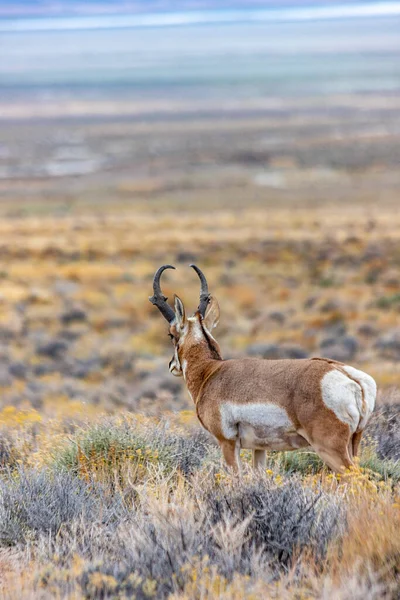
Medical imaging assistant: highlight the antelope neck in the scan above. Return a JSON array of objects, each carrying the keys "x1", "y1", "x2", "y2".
[{"x1": 182, "y1": 342, "x2": 222, "y2": 405}]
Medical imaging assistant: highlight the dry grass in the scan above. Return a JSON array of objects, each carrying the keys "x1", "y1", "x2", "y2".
[
  {"x1": 0, "y1": 189, "x2": 399, "y2": 597},
  {"x1": 0, "y1": 410, "x2": 399, "y2": 600},
  {"x1": 0, "y1": 200, "x2": 399, "y2": 420}
]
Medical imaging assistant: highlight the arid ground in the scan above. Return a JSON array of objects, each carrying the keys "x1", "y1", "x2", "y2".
[{"x1": 0, "y1": 94, "x2": 399, "y2": 598}]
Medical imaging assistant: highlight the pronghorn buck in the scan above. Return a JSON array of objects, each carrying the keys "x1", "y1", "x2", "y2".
[{"x1": 149, "y1": 265, "x2": 377, "y2": 473}]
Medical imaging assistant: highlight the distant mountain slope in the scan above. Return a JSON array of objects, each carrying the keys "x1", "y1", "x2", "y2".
[{"x1": 0, "y1": 0, "x2": 380, "y2": 18}]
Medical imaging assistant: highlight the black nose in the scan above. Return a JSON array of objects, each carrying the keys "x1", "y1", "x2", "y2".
[{"x1": 169, "y1": 359, "x2": 173, "y2": 369}]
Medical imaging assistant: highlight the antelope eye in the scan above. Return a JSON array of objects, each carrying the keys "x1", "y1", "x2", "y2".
[{"x1": 168, "y1": 333, "x2": 174, "y2": 340}]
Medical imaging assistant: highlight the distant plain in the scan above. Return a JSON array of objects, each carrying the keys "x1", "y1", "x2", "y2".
[{"x1": 0, "y1": 8, "x2": 400, "y2": 599}]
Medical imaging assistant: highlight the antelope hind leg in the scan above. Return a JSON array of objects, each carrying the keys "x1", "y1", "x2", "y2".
[
  {"x1": 308, "y1": 421, "x2": 354, "y2": 474},
  {"x1": 313, "y1": 441, "x2": 354, "y2": 474},
  {"x1": 352, "y1": 430, "x2": 363, "y2": 458}
]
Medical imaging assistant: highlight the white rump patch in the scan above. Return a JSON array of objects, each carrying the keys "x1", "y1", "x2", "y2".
[
  {"x1": 321, "y1": 369, "x2": 362, "y2": 433},
  {"x1": 343, "y1": 365, "x2": 377, "y2": 429}
]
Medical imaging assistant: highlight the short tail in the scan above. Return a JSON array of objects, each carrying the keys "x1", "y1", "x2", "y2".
[{"x1": 340, "y1": 365, "x2": 377, "y2": 431}]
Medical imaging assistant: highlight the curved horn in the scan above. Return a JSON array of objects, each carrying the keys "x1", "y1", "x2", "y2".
[
  {"x1": 149, "y1": 265, "x2": 176, "y2": 322},
  {"x1": 190, "y1": 264, "x2": 211, "y2": 317}
]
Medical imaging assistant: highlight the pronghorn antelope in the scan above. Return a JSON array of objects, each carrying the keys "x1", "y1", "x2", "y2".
[{"x1": 149, "y1": 265, "x2": 376, "y2": 473}]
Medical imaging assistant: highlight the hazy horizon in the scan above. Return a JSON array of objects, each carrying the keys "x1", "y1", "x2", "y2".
[
  {"x1": 1, "y1": 1, "x2": 400, "y2": 29},
  {"x1": 1, "y1": 0, "x2": 399, "y2": 17},
  {"x1": 1, "y1": 7, "x2": 399, "y2": 108}
]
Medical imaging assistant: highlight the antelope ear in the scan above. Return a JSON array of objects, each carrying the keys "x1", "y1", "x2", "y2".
[
  {"x1": 203, "y1": 296, "x2": 220, "y2": 331},
  {"x1": 174, "y1": 295, "x2": 186, "y2": 329}
]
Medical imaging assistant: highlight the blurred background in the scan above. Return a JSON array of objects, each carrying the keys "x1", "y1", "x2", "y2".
[{"x1": 0, "y1": 1, "x2": 399, "y2": 418}]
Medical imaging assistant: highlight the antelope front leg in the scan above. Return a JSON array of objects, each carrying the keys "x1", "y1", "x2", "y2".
[
  {"x1": 220, "y1": 439, "x2": 241, "y2": 474},
  {"x1": 252, "y1": 449, "x2": 266, "y2": 471}
]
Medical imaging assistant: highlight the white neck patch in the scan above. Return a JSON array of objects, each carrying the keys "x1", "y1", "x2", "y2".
[
  {"x1": 181, "y1": 359, "x2": 188, "y2": 380},
  {"x1": 188, "y1": 318, "x2": 204, "y2": 342}
]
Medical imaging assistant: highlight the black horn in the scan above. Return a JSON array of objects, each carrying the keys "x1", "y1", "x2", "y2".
[
  {"x1": 190, "y1": 264, "x2": 211, "y2": 317},
  {"x1": 149, "y1": 265, "x2": 176, "y2": 322}
]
